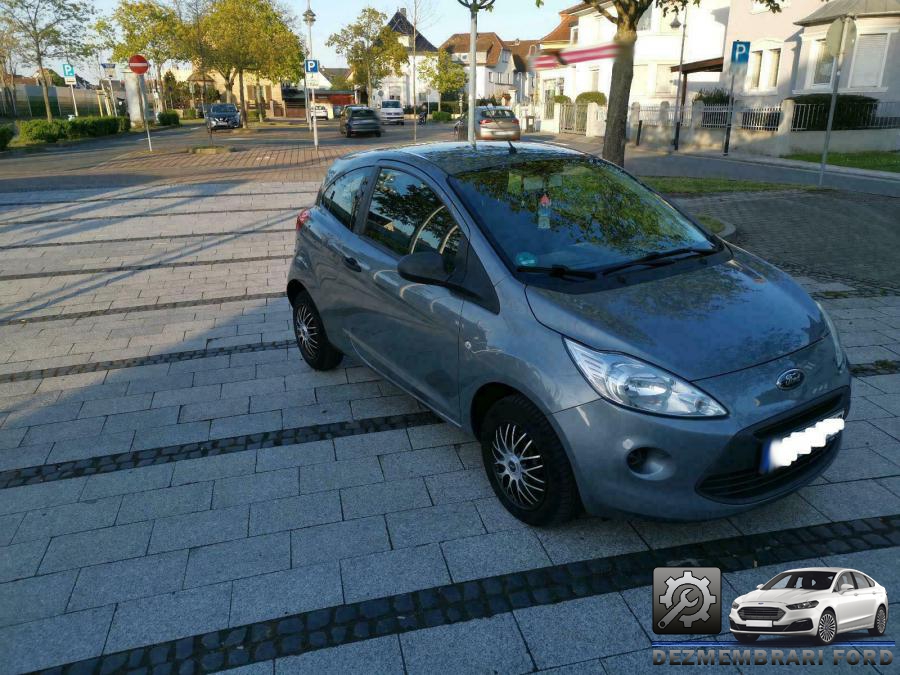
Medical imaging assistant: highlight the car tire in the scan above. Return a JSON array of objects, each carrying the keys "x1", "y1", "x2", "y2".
[
  {"x1": 869, "y1": 606, "x2": 887, "y2": 636},
  {"x1": 734, "y1": 633, "x2": 759, "y2": 644},
  {"x1": 815, "y1": 609, "x2": 837, "y2": 645},
  {"x1": 346, "y1": 129, "x2": 352, "y2": 137},
  {"x1": 375, "y1": 131, "x2": 382, "y2": 137},
  {"x1": 292, "y1": 291, "x2": 342, "y2": 371},
  {"x1": 480, "y1": 394, "x2": 581, "y2": 526}
]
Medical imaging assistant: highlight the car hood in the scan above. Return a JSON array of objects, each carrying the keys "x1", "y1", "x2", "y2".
[
  {"x1": 524, "y1": 249, "x2": 826, "y2": 381},
  {"x1": 738, "y1": 588, "x2": 825, "y2": 604}
]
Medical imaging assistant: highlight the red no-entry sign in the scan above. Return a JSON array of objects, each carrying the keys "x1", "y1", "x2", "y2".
[{"x1": 128, "y1": 54, "x2": 149, "y2": 75}]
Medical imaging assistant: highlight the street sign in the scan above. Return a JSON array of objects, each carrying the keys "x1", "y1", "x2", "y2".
[
  {"x1": 305, "y1": 72, "x2": 320, "y2": 88},
  {"x1": 62, "y1": 63, "x2": 76, "y2": 78},
  {"x1": 64, "y1": 76, "x2": 77, "y2": 85},
  {"x1": 730, "y1": 41, "x2": 750, "y2": 65},
  {"x1": 304, "y1": 59, "x2": 319, "y2": 74},
  {"x1": 128, "y1": 54, "x2": 150, "y2": 75},
  {"x1": 101, "y1": 62, "x2": 117, "y2": 79},
  {"x1": 825, "y1": 17, "x2": 856, "y2": 57}
]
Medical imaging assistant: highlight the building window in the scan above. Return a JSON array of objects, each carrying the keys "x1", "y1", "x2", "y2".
[
  {"x1": 749, "y1": 50, "x2": 762, "y2": 88},
  {"x1": 590, "y1": 68, "x2": 600, "y2": 91},
  {"x1": 812, "y1": 39, "x2": 835, "y2": 86},
  {"x1": 655, "y1": 64, "x2": 675, "y2": 94},
  {"x1": 631, "y1": 64, "x2": 648, "y2": 96},
  {"x1": 637, "y1": 7, "x2": 652, "y2": 31},
  {"x1": 767, "y1": 48, "x2": 781, "y2": 88},
  {"x1": 850, "y1": 33, "x2": 888, "y2": 87},
  {"x1": 570, "y1": 26, "x2": 579, "y2": 43}
]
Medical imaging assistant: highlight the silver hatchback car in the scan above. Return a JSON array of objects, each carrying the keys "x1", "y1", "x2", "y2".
[{"x1": 286, "y1": 142, "x2": 850, "y2": 525}]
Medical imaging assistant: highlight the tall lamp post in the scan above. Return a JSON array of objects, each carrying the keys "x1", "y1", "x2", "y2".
[
  {"x1": 456, "y1": 0, "x2": 495, "y2": 144},
  {"x1": 304, "y1": 1, "x2": 319, "y2": 150},
  {"x1": 670, "y1": 8, "x2": 687, "y2": 151}
]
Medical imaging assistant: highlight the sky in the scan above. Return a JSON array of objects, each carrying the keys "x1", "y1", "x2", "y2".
[{"x1": 85, "y1": 0, "x2": 576, "y2": 72}]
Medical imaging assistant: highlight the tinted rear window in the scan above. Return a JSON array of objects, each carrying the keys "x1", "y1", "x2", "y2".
[
  {"x1": 382, "y1": 100, "x2": 401, "y2": 108},
  {"x1": 482, "y1": 109, "x2": 515, "y2": 119},
  {"x1": 351, "y1": 109, "x2": 376, "y2": 118}
]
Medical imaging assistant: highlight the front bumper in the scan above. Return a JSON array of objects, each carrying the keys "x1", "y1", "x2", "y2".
[
  {"x1": 380, "y1": 116, "x2": 404, "y2": 125},
  {"x1": 479, "y1": 128, "x2": 521, "y2": 140},
  {"x1": 552, "y1": 337, "x2": 850, "y2": 520},
  {"x1": 730, "y1": 606, "x2": 818, "y2": 636}
]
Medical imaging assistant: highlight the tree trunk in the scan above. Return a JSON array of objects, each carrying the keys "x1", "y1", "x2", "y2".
[
  {"x1": 36, "y1": 53, "x2": 52, "y2": 121},
  {"x1": 238, "y1": 68, "x2": 246, "y2": 128},
  {"x1": 437, "y1": 95, "x2": 441, "y2": 113},
  {"x1": 601, "y1": 23, "x2": 637, "y2": 167}
]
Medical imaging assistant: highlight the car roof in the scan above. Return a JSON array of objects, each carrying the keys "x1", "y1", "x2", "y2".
[
  {"x1": 397, "y1": 141, "x2": 585, "y2": 176},
  {"x1": 780, "y1": 567, "x2": 858, "y2": 574}
]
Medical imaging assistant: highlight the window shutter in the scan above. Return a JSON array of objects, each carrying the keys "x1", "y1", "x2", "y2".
[{"x1": 851, "y1": 34, "x2": 887, "y2": 87}]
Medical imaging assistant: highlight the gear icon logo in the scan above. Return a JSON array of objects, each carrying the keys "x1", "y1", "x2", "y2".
[{"x1": 652, "y1": 567, "x2": 722, "y2": 635}]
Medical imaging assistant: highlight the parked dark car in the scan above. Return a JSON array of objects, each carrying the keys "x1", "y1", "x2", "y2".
[
  {"x1": 206, "y1": 103, "x2": 241, "y2": 130},
  {"x1": 339, "y1": 106, "x2": 382, "y2": 138}
]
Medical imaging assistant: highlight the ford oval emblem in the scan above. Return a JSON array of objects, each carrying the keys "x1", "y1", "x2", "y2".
[{"x1": 777, "y1": 369, "x2": 805, "y2": 390}]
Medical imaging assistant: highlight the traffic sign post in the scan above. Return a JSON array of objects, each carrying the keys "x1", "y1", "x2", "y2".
[
  {"x1": 101, "y1": 63, "x2": 117, "y2": 116},
  {"x1": 819, "y1": 16, "x2": 856, "y2": 186},
  {"x1": 304, "y1": 58, "x2": 319, "y2": 150},
  {"x1": 129, "y1": 54, "x2": 153, "y2": 152},
  {"x1": 723, "y1": 41, "x2": 749, "y2": 156},
  {"x1": 62, "y1": 64, "x2": 78, "y2": 116}
]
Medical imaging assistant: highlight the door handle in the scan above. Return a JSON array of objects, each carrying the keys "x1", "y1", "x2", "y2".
[{"x1": 343, "y1": 256, "x2": 362, "y2": 272}]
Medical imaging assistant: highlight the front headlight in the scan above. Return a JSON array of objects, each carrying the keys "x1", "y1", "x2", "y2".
[
  {"x1": 817, "y1": 303, "x2": 845, "y2": 371},
  {"x1": 786, "y1": 600, "x2": 819, "y2": 610},
  {"x1": 565, "y1": 339, "x2": 727, "y2": 417}
]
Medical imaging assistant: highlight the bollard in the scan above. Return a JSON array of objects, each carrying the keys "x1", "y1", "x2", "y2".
[{"x1": 636, "y1": 120, "x2": 643, "y2": 146}]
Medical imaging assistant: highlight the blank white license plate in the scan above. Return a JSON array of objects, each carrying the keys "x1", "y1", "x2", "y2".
[
  {"x1": 761, "y1": 416, "x2": 844, "y2": 473},
  {"x1": 746, "y1": 620, "x2": 773, "y2": 628}
]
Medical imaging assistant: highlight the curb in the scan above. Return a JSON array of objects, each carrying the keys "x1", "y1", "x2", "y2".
[{"x1": 678, "y1": 150, "x2": 900, "y2": 182}]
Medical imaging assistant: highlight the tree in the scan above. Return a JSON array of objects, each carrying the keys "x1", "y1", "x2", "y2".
[
  {"x1": 326, "y1": 7, "x2": 407, "y2": 105},
  {"x1": 535, "y1": 0, "x2": 784, "y2": 166},
  {"x1": 111, "y1": 0, "x2": 180, "y2": 112},
  {"x1": 0, "y1": 0, "x2": 94, "y2": 120},
  {"x1": 0, "y1": 26, "x2": 21, "y2": 117},
  {"x1": 419, "y1": 49, "x2": 466, "y2": 112}
]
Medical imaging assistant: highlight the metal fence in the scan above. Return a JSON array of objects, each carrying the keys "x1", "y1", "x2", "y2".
[
  {"x1": 559, "y1": 103, "x2": 588, "y2": 134},
  {"x1": 698, "y1": 104, "x2": 731, "y2": 128},
  {"x1": 637, "y1": 105, "x2": 692, "y2": 128},
  {"x1": 543, "y1": 97, "x2": 555, "y2": 120},
  {"x1": 791, "y1": 100, "x2": 900, "y2": 131},
  {"x1": 740, "y1": 106, "x2": 782, "y2": 131},
  {"x1": 0, "y1": 84, "x2": 104, "y2": 118}
]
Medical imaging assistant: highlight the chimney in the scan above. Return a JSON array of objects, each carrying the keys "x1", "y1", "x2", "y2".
[{"x1": 399, "y1": 7, "x2": 406, "y2": 16}]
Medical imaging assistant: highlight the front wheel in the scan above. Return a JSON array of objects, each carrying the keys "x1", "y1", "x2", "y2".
[
  {"x1": 815, "y1": 610, "x2": 837, "y2": 645},
  {"x1": 480, "y1": 394, "x2": 581, "y2": 526},
  {"x1": 869, "y1": 606, "x2": 887, "y2": 636},
  {"x1": 733, "y1": 633, "x2": 759, "y2": 644},
  {"x1": 292, "y1": 291, "x2": 342, "y2": 371}
]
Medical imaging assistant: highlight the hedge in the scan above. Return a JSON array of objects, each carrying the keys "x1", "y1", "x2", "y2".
[
  {"x1": 18, "y1": 119, "x2": 68, "y2": 142},
  {"x1": 18, "y1": 117, "x2": 127, "y2": 143},
  {"x1": 575, "y1": 91, "x2": 607, "y2": 106},
  {"x1": 553, "y1": 94, "x2": 572, "y2": 104},
  {"x1": 694, "y1": 88, "x2": 730, "y2": 105},
  {"x1": 156, "y1": 111, "x2": 180, "y2": 126},
  {"x1": 0, "y1": 125, "x2": 13, "y2": 151},
  {"x1": 431, "y1": 111, "x2": 452, "y2": 122},
  {"x1": 66, "y1": 116, "x2": 120, "y2": 138},
  {"x1": 787, "y1": 94, "x2": 880, "y2": 130}
]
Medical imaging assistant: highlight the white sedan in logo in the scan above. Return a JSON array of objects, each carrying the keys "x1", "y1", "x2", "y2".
[{"x1": 730, "y1": 567, "x2": 888, "y2": 645}]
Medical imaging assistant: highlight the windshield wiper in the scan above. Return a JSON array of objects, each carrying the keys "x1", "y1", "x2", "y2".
[
  {"x1": 600, "y1": 246, "x2": 717, "y2": 277},
  {"x1": 516, "y1": 264, "x2": 597, "y2": 280}
]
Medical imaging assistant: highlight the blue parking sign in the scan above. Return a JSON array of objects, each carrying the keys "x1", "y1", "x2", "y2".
[
  {"x1": 62, "y1": 63, "x2": 76, "y2": 77},
  {"x1": 731, "y1": 41, "x2": 750, "y2": 65},
  {"x1": 305, "y1": 59, "x2": 319, "y2": 74}
]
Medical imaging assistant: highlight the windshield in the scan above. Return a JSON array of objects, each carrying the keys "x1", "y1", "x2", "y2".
[
  {"x1": 449, "y1": 157, "x2": 714, "y2": 273},
  {"x1": 382, "y1": 100, "x2": 401, "y2": 108},
  {"x1": 210, "y1": 104, "x2": 237, "y2": 113},
  {"x1": 762, "y1": 571, "x2": 836, "y2": 591},
  {"x1": 351, "y1": 109, "x2": 376, "y2": 118}
]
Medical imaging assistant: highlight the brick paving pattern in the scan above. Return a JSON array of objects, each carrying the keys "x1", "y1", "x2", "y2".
[{"x1": 0, "y1": 180, "x2": 898, "y2": 673}]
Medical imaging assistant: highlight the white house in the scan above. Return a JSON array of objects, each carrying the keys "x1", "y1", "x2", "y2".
[
  {"x1": 373, "y1": 9, "x2": 439, "y2": 108},
  {"x1": 440, "y1": 32, "x2": 532, "y2": 103}
]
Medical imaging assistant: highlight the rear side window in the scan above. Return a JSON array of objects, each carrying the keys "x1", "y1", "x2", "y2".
[
  {"x1": 321, "y1": 168, "x2": 368, "y2": 229},
  {"x1": 363, "y1": 169, "x2": 462, "y2": 270},
  {"x1": 852, "y1": 572, "x2": 872, "y2": 588}
]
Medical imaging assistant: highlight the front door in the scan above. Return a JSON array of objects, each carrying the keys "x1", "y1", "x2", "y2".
[
  {"x1": 340, "y1": 165, "x2": 465, "y2": 422},
  {"x1": 834, "y1": 572, "x2": 870, "y2": 631}
]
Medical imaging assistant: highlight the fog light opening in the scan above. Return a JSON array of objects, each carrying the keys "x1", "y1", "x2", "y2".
[{"x1": 625, "y1": 447, "x2": 669, "y2": 477}]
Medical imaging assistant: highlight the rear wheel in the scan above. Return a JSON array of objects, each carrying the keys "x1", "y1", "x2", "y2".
[
  {"x1": 292, "y1": 291, "x2": 342, "y2": 371},
  {"x1": 345, "y1": 128, "x2": 352, "y2": 137},
  {"x1": 869, "y1": 606, "x2": 887, "y2": 636},
  {"x1": 815, "y1": 610, "x2": 837, "y2": 645},
  {"x1": 733, "y1": 633, "x2": 759, "y2": 644},
  {"x1": 480, "y1": 394, "x2": 581, "y2": 525}
]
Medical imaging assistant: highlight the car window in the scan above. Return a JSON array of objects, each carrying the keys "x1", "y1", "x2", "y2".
[
  {"x1": 382, "y1": 100, "x2": 401, "y2": 108},
  {"x1": 852, "y1": 572, "x2": 872, "y2": 588},
  {"x1": 449, "y1": 155, "x2": 714, "y2": 274},
  {"x1": 836, "y1": 572, "x2": 857, "y2": 590},
  {"x1": 763, "y1": 571, "x2": 835, "y2": 590},
  {"x1": 351, "y1": 109, "x2": 376, "y2": 119},
  {"x1": 321, "y1": 168, "x2": 368, "y2": 230},
  {"x1": 210, "y1": 104, "x2": 237, "y2": 113},
  {"x1": 482, "y1": 109, "x2": 515, "y2": 119},
  {"x1": 363, "y1": 169, "x2": 462, "y2": 270}
]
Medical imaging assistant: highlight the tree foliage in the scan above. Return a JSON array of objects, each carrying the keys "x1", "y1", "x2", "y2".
[
  {"x1": 326, "y1": 7, "x2": 407, "y2": 105},
  {"x1": 419, "y1": 48, "x2": 466, "y2": 112},
  {"x1": 0, "y1": 0, "x2": 95, "y2": 120}
]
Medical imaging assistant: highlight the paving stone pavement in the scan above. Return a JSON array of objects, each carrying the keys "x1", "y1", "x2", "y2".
[{"x1": 0, "y1": 184, "x2": 899, "y2": 674}]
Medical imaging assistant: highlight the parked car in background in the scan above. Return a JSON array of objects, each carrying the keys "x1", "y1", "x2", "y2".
[
  {"x1": 454, "y1": 107, "x2": 521, "y2": 141},
  {"x1": 339, "y1": 106, "x2": 381, "y2": 138},
  {"x1": 286, "y1": 142, "x2": 850, "y2": 526},
  {"x1": 313, "y1": 105, "x2": 329, "y2": 120},
  {"x1": 332, "y1": 104, "x2": 345, "y2": 118},
  {"x1": 378, "y1": 99, "x2": 404, "y2": 125},
  {"x1": 206, "y1": 103, "x2": 241, "y2": 130},
  {"x1": 730, "y1": 568, "x2": 888, "y2": 645}
]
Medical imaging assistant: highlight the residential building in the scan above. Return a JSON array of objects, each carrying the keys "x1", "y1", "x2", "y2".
[
  {"x1": 440, "y1": 32, "x2": 532, "y2": 102},
  {"x1": 374, "y1": 8, "x2": 439, "y2": 107}
]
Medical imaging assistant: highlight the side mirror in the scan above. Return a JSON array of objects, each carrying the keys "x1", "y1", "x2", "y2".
[
  {"x1": 840, "y1": 583, "x2": 854, "y2": 593},
  {"x1": 756, "y1": 584, "x2": 763, "y2": 590},
  {"x1": 397, "y1": 251, "x2": 451, "y2": 286}
]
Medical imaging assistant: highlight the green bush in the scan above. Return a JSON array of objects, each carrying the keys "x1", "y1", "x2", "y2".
[
  {"x1": 244, "y1": 109, "x2": 260, "y2": 122},
  {"x1": 156, "y1": 111, "x2": 180, "y2": 126},
  {"x1": 787, "y1": 94, "x2": 880, "y2": 130},
  {"x1": 694, "y1": 88, "x2": 730, "y2": 105},
  {"x1": 182, "y1": 108, "x2": 198, "y2": 120},
  {"x1": 117, "y1": 116, "x2": 131, "y2": 133},
  {"x1": 0, "y1": 125, "x2": 13, "y2": 150},
  {"x1": 18, "y1": 119, "x2": 67, "y2": 142},
  {"x1": 575, "y1": 91, "x2": 607, "y2": 106},
  {"x1": 65, "y1": 116, "x2": 120, "y2": 139},
  {"x1": 431, "y1": 110, "x2": 452, "y2": 122},
  {"x1": 553, "y1": 94, "x2": 571, "y2": 104}
]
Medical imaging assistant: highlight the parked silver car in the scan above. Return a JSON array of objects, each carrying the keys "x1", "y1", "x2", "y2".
[
  {"x1": 454, "y1": 107, "x2": 521, "y2": 141},
  {"x1": 286, "y1": 142, "x2": 850, "y2": 525}
]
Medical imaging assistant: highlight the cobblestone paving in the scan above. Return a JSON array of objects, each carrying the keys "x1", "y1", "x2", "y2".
[{"x1": 0, "y1": 185, "x2": 899, "y2": 673}]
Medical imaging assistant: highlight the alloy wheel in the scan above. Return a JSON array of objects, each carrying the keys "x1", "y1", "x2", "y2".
[
  {"x1": 491, "y1": 423, "x2": 547, "y2": 509},
  {"x1": 294, "y1": 304, "x2": 319, "y2": 356},
  {"x1": 876, "y1": 608, "x2": 887, "y2": 633},
  {"x1": 818, "y1": 612, "x2": 836, "y2": 643}
]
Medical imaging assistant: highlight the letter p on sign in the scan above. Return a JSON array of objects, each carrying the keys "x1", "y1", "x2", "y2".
[{"x1": 731, "y1": 41, "x2": 750, "y2": 65}]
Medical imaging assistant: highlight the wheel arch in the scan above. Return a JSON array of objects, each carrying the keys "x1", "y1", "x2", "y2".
[
  {"x1": 469, "y1": 382, "x2": 523, "y2": 439},
  {"x1": 286, "y1": 279, "x2": 306, "y2": 306}
]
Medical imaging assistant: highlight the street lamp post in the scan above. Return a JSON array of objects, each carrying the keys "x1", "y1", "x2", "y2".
[
  {"x1": 304, "y1": 2, "x2": 319, "y2": 150},
  {"x1": 456, "y1": 0, "x2": 496, "y2": 144},
  {"x1": 670, "y1": 9, "x2": 687, "y2": 151}
]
